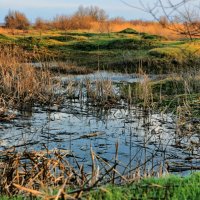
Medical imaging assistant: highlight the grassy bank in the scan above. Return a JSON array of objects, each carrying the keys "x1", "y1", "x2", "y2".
[
  {"x1": 84, "y1": 173, "x2": 200, "y2": 200},
  {"x1": 0, "y1": 28, "x2": 200, "y2": 200},
  {"x1": 1, "y1": 173, "x2": 200, "y2": 199},
  {"x1": 1, "y1": 28, "x2": 200, "y2": 73}
]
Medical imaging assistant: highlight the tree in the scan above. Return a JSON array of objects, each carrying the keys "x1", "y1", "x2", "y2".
[
  {"x1": 5, "y1": 10, "x2": 30, "y2": 30},
  {"x1": 88, "y1": 6, "x2": 108, "y2": 21},
  {"x1": 74, "y1": 5, "x2": 108, "y2": 22}
]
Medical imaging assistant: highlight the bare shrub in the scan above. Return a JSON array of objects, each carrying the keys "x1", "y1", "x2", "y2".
[
  {"x1": 0, "y1": 45, "x2": 59, "y2": 108},
  {"x1": 5, "y1": 10, "x2": 30, "y2": 30},
  {"x1": 34, "y1": 17, "x2": 50, "y2": 30}
]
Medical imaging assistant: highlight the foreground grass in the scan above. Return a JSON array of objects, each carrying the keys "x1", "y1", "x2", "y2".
[
  {"x1": 84, "y1": 173, "x2": 200, "y2": 200},
  {"x1": 1, "y1": 173, "x2": 200, "y2": 200},
  {"x1": 0, "y1": 197, "x2": 24, "y2": 200}
]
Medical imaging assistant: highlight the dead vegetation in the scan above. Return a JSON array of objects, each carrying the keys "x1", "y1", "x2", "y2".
[
  {"x1": 0, "y1": 147, "x2": 118, "y2": 199},
  {"x1": 0, "y1": 142, "x2": 168, "y2": 199},
  {"x1": 48, "y1": 61, "x2": 93, "y2": 75},
  {"x1": 0, "y1": 45, "x2": 62, "y2": 116}
]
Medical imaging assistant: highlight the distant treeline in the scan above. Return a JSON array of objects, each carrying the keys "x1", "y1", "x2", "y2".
[{"x1": 3, "y1": 5, "x2": 172, "y2": 31}]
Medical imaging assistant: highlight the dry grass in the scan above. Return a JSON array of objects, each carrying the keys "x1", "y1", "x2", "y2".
[
  {"x1": 0, "y1": 146, "x2": 120, "y2": 199},
  {"x1": 0, "y1": 45, "x2": 61, "y2": 112},
  {"x1": 82, "y1": 21, "x2": 181, "y2": 40},
  {"x1": 131, "y1": 23, "x2": 181, "y2": 40},
  {"x1": 48, "y1": 61, "x2": 93, "y2": 75},
  {"x1": 0, "y1": 148, "x2": 82, "y2": 199},
  {"x1": 0, "y1": 144, "x2": 167, "y2": 199},
  {"x1": 0, "y1": 21, "x2": 182, "y2": 40},
  {"x1": 85, "y1": 79, "x2": 117, "y2": 106}
]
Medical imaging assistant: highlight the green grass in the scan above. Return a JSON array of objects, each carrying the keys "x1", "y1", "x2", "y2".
[
  {"x1": 84, "y1": 173, "x2": 200, "y2": 200},
  {"x1": 120, "y1": 76, "x2": 200, "y2": 117},
  {"x1": 1, "y1": 173, "x2": 200, "y2": 200},
  {"x1": 149, "y1": 42, "x2": 200, "y2": 63},
  {"x1": 0, "y1": 197, "x2": 24, "y2": 200},
  {"x1": 1, "y1": 29, "x2": 200, "y2": 73}
]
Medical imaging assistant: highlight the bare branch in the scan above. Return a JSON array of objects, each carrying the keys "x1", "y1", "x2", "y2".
[{"x1": 121, "y1": 0, "x2": 200, "y2": 39}]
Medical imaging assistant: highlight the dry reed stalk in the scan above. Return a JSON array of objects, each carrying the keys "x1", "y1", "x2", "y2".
[
  {"x1": 112, "y1": 142, "x2": 119, "y2": 184},
  {"x1": 0, "y1": 147, "x2": 121, "y2": 198},
  {"x1": 0, "y1": 149, "x2": 84, "y2": 197},
  {"x1": 0, "y1": 146, "x2": 168, "y2": 199},
  {"x1": 136, "y1": 69, "x2": 153, "y2": 108},
  {"x1": 85, "y1": 79, "x2": 117, "y2": 106},
  {"x1": 0, "y1": 45, "x2": 61, "y2": 110},
  {"x1": 89, "y1": 146, "x2": 99, "y2": 187}
]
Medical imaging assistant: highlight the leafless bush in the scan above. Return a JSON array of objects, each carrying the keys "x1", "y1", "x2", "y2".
[
  {"x1": 5, "y1": 10, "x2": 30, "y2": 30},
  {"x1": 34, "y1": 5, "x2": 108, "y2": 31},
  {"x1": 53, "y1": 15, "x2": 92, "y2": 30},
  {"x1": 34, "y1": 17, "x2": 51, "y2": 30}
]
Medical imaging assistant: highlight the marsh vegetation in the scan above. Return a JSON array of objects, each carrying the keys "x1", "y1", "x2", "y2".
[{"x1": 0, "y1": 4, "x2": 200, "y2": 199}]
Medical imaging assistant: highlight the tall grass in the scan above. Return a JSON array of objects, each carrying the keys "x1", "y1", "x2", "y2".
[
  {"x1": 119, "y1": 68, "x2": 200, "y2": 136},
  {"x1": 135, "y1": 70, "x2": 153, "y2": 108},
  {"x1": 86, "y1": 173, "x2": 200, "y2": 200},
  {"x1": 85, "y1": 79, "x2": 117, "y2": 106},
  {"x1": 0, "y1": 45, "x2": 60, "y2": 111}
]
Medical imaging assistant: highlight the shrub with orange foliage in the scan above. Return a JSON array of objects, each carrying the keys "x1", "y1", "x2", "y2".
[{"x1": 5, "y1": 10, "x2": 30, "y2": 30}]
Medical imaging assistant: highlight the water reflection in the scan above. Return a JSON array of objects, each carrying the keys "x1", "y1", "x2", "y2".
[{"x1": 0, "y1": 99, "x2": 199, "y2": 175}]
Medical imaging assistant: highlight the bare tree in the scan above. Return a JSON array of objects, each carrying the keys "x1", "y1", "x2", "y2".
[
  {"x1": 75, "y1": 5, "x2": 108, "y2": 21},
  {"x1": 53, "y1": 15, "x2": 69, "y2": 30},
  {"x1": 88, "y1": 6, "x2": 108, "y2": 21}
]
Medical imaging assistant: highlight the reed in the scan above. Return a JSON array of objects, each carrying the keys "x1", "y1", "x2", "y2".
[
  {"x1": 134, "y1": 69, "x2": 154, "y2": 108},
  {"x1": 85, "y1": 79, "x2": 117, "y2": 106},
  {"x1": 0, "y1": 45, "x2": 60, "y2": 112},
  {"x1": 0, "y1": 146, "x2": 121, "y2": 199},
  {"x1": 0, "y1": 147, "x2": 170, "y2": 199}
]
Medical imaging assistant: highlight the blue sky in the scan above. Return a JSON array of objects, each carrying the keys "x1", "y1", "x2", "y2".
[{"x1": 0, "y1": 0, "x2": 153, "y2": 22}]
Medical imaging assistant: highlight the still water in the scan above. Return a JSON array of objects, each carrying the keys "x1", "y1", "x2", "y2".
[{"x1": 0, "y1": 71, "x2": 199, "y2": 175}]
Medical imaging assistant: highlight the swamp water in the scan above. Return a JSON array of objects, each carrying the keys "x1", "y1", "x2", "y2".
[{"x1": 0, "y1": 71, "x2": 199, "y2": 176}]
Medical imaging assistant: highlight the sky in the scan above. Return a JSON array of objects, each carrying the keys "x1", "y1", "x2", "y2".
[{"x1": 0, "y1": 0, "x2": 154, "y2": 23}]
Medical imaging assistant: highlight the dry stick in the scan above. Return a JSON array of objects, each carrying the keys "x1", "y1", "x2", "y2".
[
  {"x1": 71, "y1": 153, "x2": 87, "y2": 184},
  {"x1": 112, "y1": 141, "x2": 119, "y2": 184},
  {"x1": 13, "y1": 183, "x2": 43, "y2": 197},
  {"x1": 55, "y1": 174, "x2": 75, "y2": 200},
  {"x1": 90, "y1": 146, "x2": 97, "y2": 186},
  {"x1": 68, "y1": 163, "x2": 118, "y2": 195},
  {"x1": 69, "y1": 147, "x2": 98, "y2": 189},
  {"x1": 122, "y1": 131, "x2": 157, "y2": 176},
  {"x1": 94, "y1": 153, "x2": 127, "y2": 182}
]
